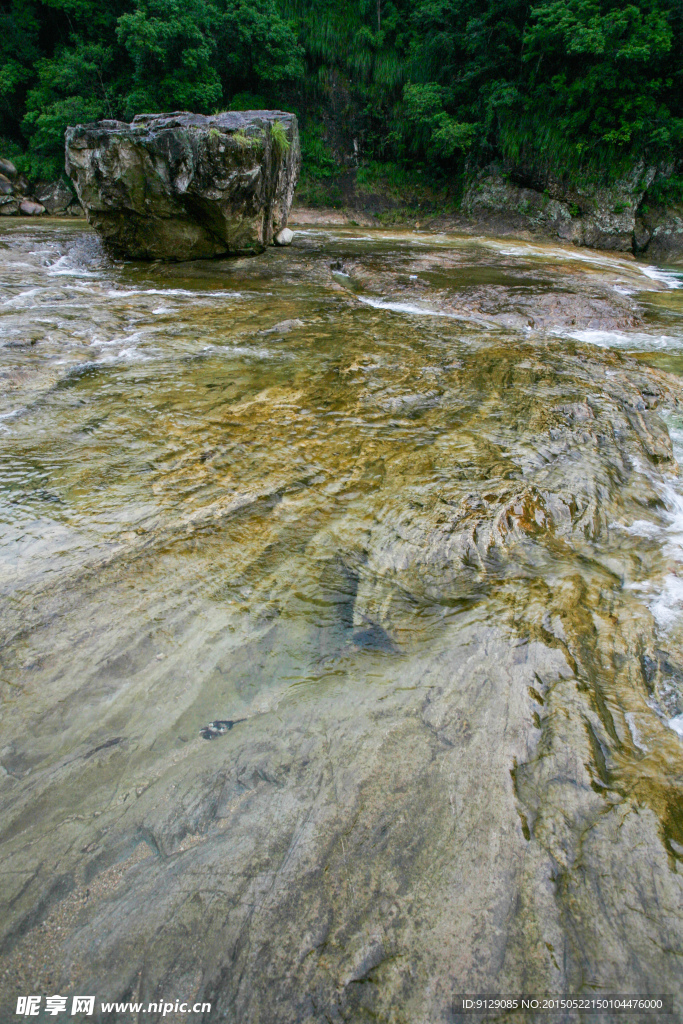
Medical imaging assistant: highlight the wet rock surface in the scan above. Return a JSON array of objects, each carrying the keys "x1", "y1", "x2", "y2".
[
  {"x1": 0, "y1": 195, "x2": 20, "y2": 216},
  {"x1": 65, "y1": 111, "x2": 301, "y2": 260},
  {"x1": 18, "y1": 199, "x2": 46, "y2": 216},
  {"x1": 638, "y1": 203, "x2": 683, "y2": 263},
  {"x1": 0, "y1": 225, "x2": 682, "y2": 1022},
  {"x1": 0, "y1": 156, "x2": 83, "y2": 218},
  {"x1": 33, "y1": 179, "x2": 82, "y2": 217},
  {"x1": 461, "y1": 164, "x2": 683, "y2": 263},
  {"x1": 0, "y1": 157, "x2": 17, "y2": 179},
  {"x1": 329, "y1": 252, "x2": 643, "y2": 332}
]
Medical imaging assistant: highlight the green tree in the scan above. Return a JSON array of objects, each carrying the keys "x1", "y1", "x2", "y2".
[
  {"x1": 517, "y1": 0, "x2": 681, "y2": 166},
  {"x1": 0, "y1": 0, "x2": 682, "y2": 188},
  {"x1": 23, "y1": 42, "x2": 117, "y2": 177},
  {"x1": 214, "y1": 0, "x2": 304, "y2": 96},
  {"x1": 117, "y1": 0, "x2": 222, "y2": 116},
  {"x1": 398, "y1": 83, "x2": 476, "y2": 161},
  {"x1": 0, "y1": 0, "x2": 41, "y2": 140}
]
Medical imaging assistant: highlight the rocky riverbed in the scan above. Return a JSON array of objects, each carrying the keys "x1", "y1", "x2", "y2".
[{"x1": 0, "y1": 221, "x2": 682, "y2": 1023}]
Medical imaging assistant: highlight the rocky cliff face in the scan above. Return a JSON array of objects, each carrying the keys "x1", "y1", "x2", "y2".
[
  {"x1": 637, "y1": 203, "x2": 683, "y2": 262},
  {"x1": 65, "y1": 111, "x2": 301, "y2": 260},
  {"x1": 461, "y1": 162, "x2": 683, "y2": 261}
]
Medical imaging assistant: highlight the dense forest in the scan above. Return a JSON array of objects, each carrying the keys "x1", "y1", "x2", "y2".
[{"x1": 1, "y1": 0, "x2": 682, "y2": 195}]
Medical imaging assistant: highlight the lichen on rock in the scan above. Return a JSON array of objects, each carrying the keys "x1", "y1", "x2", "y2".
[{"x1": 65, "y1": 111, "x2": 301, "y2": 260}]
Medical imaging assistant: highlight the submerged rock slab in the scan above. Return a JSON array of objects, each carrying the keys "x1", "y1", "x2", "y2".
[
  {"x1": 2, "y1": 229, "x2": 683, "y2": 1020},
  {"x1": 65, "y1": 111, "x2": 300, "y2": 260}
]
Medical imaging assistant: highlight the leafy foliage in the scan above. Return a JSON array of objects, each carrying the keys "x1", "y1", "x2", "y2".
[
  {"x1": 299, "y1": 119, "x2": 337, "y2": 179},
  {"x1": 397, "y1": 84, "x2": 476, "y2": 160},
  {"x1": 116, "y1": 0, "x2": 222, "y2": 117},
  {"x1": 513, "y1": 0, "x2": 682, "y2": 168},
  {"x1": 1, "y1": 0, "x2": 301, "y2": 178},
  {"x1": 271, "y1": 119, "x2": 291, "y2": 157},
  {"x1": 1, "y1": 0, "x2": 682, "y2": 185}
]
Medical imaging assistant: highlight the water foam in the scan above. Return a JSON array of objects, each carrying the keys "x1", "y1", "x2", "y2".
[
  {"x1": 639, "y1": 265, "x2": 683, "y2": 290},
  {"x1": 625, "y1": 712, "x2": 649, "y2": 752},
  {"x1": 47, "y1": 254, "x2": 103, "y2": 278},
  {"x1": 105, "y1": 287, "x2": 243, "y2": 299},
  {"x1": 613, "y1": 425, "x2": 683, "y2": 640},
  {"x1": 0, "y1": 407, "x2": 26, "y2": 431},
  {"x1": 357, "y1": 295, "x2": 460, "y2": 318},
  {"x1": 2, "y1": 287, "x2": 43, "y2": 308},
  {"x1": 565, "y1": 329, "x2": 683, "y2": 351},
  {"x1": 487, "y1": 239, "x2": 683, "y2": 290}
]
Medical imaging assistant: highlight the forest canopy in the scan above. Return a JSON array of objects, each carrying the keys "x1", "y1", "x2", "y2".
[{"x1": 1, "y1": 0, "x2": 682, "y2": 183}]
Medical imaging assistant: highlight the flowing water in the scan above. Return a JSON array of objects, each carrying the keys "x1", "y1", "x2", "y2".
[{"x1": 1, "y1": 220, "x2": 683, "y2": 1022}]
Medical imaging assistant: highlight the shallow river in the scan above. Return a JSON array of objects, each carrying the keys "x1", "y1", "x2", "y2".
[{"x1": 1, "y1": 221, "x2": 683, "y2": 1022}]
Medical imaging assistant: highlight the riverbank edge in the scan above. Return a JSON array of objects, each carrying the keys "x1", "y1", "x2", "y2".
[
  {"x1": 291, "y1": 163, "x2": 683, "y2": 264},
  {"x1": 290, "y1": 202, "x2": 683, "y2": 264}
]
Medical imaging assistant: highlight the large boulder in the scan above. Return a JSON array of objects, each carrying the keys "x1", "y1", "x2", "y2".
[
  {"x1": 65, "y1": 111, "x2": 300, "y2": 260},
  {"x1": 635, "y1": 203, "x2": 683, "y2": 263},
  {"x1": 0, "y1": 195, "x2": 19, "y2": 216},
  {"x1": 0, "y1": 157, "x2": 16, "y2": 179},
  {"x1": 461, "y1": 169, "x2": 577, "y2": 242},
  {"x1": 34, "y1": 178, "x2": 79, "y2": 216},
  {"x1": 19, "y1": 199, "x2": 46, "y2": 216}
]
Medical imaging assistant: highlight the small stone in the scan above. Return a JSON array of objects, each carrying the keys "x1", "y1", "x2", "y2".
[
  {"x1": 274, "y1": 227, "x2": 294, "y2": 246},
  {"x1": 19, "y1": 200, "x2": 46, "y2": 216},
  {"x1": 199, "y1": 719, "x2": 245, "y2": 740},
  {"x1": 0, "y1": 158, "x2": 17, "y2": 179},
  {"x1": 260, "y1": 318, "x2": 304, "y2": 335},
  {"x1": 0, "y1": 196, "x2": 19, "y2": 216},
  {"x1": 0, "y1": 174, "x2": 13, "y2": 195}
]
